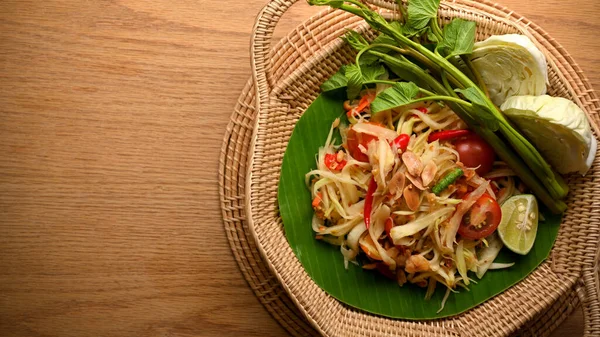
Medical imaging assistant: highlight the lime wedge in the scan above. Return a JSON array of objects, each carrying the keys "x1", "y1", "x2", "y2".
[{"x1": 497, "y1": 195, "x2": 538, "y2": 255}]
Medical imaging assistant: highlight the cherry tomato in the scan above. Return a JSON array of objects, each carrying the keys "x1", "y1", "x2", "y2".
[
  {"x1": 346, "y1": 123, "x2": 380, "y2": 162},
  {"x1": 454, "y1": 134, "x2": 495, "y2": 176},
  {"x1": 458, "y1": 193, "x2": 502, "y2": 240}
]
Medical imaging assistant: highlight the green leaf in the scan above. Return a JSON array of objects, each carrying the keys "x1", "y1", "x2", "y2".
[
  {"x1": 345, "y1": 64, "x2": 365, "y2": 99},
  {"x1": 345, "y1": 63, "x2": 386, "y2": 99},
  {"x1": 321, "y1": 66, "x2": 348, "y2": 92},
  {"x1": 403, "y1": 0, "x2": 440, "y2": 37},
  {"x1": 371, "y1": 82, "x2": 420, "y2": 113},
  {"x1": 342, "y1": 30, "x2": 370, "y2": 51},
  {"x1": 455, "y1": 87, "x2": 500, "y2": 131},
  {"x1": 278, "y1": 92, "x2": 562, "y2": 319},
  {"x1": 437, "y1": 19, "x2": 477, "y2": 58},
  {"x1": 388, "y1": 21, "x2": 404, "y2": 34}
]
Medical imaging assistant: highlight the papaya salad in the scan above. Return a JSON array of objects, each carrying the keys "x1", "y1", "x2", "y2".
[
  {"x1": 304, "y1": 0, "x2": 596, "y2": 311},
  {"x1": 308, "y1": 93, "x2": 517, "y2": 310}
]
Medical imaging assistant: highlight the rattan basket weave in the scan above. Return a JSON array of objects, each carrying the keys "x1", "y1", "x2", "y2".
[{"x1": 220, "y1": 0, "x2": 600, "y2": 336}]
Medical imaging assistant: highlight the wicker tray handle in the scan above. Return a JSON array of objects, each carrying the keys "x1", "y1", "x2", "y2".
[
  {"x1": 249, "y1": 1, "x2": 600, "y2": 335},
  {"x1": 250, "y1": 0, "x2": 301, "y2": 111}
]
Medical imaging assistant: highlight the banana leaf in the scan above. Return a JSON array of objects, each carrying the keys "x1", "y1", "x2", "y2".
[{"x1": 278, "y1": 93, "x2": 561, "y2": 319}]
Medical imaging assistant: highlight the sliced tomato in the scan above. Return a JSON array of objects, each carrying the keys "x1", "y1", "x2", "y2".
[
  {"x1": 346, "y1": 123, "x2": 381, "y2": 162},
  {"x1": 458, "y1": 193, "x2": 501, "y2": 240}
]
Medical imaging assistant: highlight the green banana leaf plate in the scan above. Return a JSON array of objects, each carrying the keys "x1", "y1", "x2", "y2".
[{"x1": 278, "y1": 92, "x2": 561, "y2": 319}]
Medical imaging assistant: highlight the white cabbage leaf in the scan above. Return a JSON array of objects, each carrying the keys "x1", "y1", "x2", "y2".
[
  {"x1": 469, "y1": 34, "x2": 548, "y2": 106},
  {"x1": 500, "y1": 95, "x2": 597, "y2": 175}
]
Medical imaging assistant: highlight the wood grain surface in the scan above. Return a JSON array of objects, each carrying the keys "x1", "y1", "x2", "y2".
[{"x1": 0, "y1": 1, "x2": 597, "y2": 336}]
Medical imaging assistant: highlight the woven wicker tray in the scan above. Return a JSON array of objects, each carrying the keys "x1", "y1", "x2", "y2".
[{"x1": 220, "y1": 0, "x2": 600, "y2": 336}]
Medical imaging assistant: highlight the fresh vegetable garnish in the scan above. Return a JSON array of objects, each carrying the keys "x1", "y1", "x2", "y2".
[
  {"x1": 458, "y1": 193, "x2": 502, "y2": 240},
  {"x1": 309, "y1": 0, "x2": 569, "y2": 214},
  {"x1": 427, "y1": 129, "x2": 471, "y2": 143},
  {"x1": 432, "y1": 168, "x2": 463, "y2": 195},
  {"x1": 469, "y1": 34, "x2": 548, "y2": 106},
  {"x1": 454, "y1": 133, "x2": 495, "y2": 176},
  {"x1": 497, "y1": 194, "x2": 539, "y2": 255},
  {"x1": 501, "y1": 95, "x2": 597, "y2": 175}
]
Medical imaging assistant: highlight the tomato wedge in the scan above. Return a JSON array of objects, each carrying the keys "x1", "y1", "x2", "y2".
[
  {"x1": 458, "y1": 193, "x2": 502, "y2": 240},
  {"x1": 345, "y1": 122, "x2": 381, "y2": 162}
]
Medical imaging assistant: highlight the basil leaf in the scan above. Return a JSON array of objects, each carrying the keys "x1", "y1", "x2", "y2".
[
  {"x1": 403, "y1": 0, "x2": 440, "y2": 37},
  {"x1": 371, "y1": 82, "x2": 420, "y2": 113},
  {"x1": 321, "y1": 66, "x2": 348, "y2": 92},
  {"x1": 455, "y1": 87, "x2": 499, "y2": 131},
  {"x1": 437, "y1": 19, "x2": 477, "y2": 58}
]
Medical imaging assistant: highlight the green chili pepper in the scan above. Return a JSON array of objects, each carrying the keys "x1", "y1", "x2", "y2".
[{"x1": 432, "y1": 168, "x2": 464, "y2": 195}]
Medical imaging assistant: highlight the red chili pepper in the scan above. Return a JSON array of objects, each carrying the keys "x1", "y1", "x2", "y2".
[
  {"x1": 427, "y1": 129, "x2": 471, "y2": 143},
  {"x1": 324, "y1": 153, "x2": 347, "y2": 171},
  {"x1": 411, "y1": 106, "x2": 428, "y2": 119},
  {"x1": 364, "y1": 177, "x2": 377, "y2": 229},
  {"x1": 390, "y1": 134, "x2": 410, "y2": 152},
  {"x1": 347, "y1": 92, "x2": 376, "y2": 117}
]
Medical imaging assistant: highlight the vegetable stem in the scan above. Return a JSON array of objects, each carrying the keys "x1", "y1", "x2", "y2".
[{"x1": 411, "y1": 95, "x2": 472, "y2": 107}]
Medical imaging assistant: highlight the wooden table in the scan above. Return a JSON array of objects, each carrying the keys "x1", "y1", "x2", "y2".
[{"x1": 0, "y1": 1, "x2": 596, "y2": 336}]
